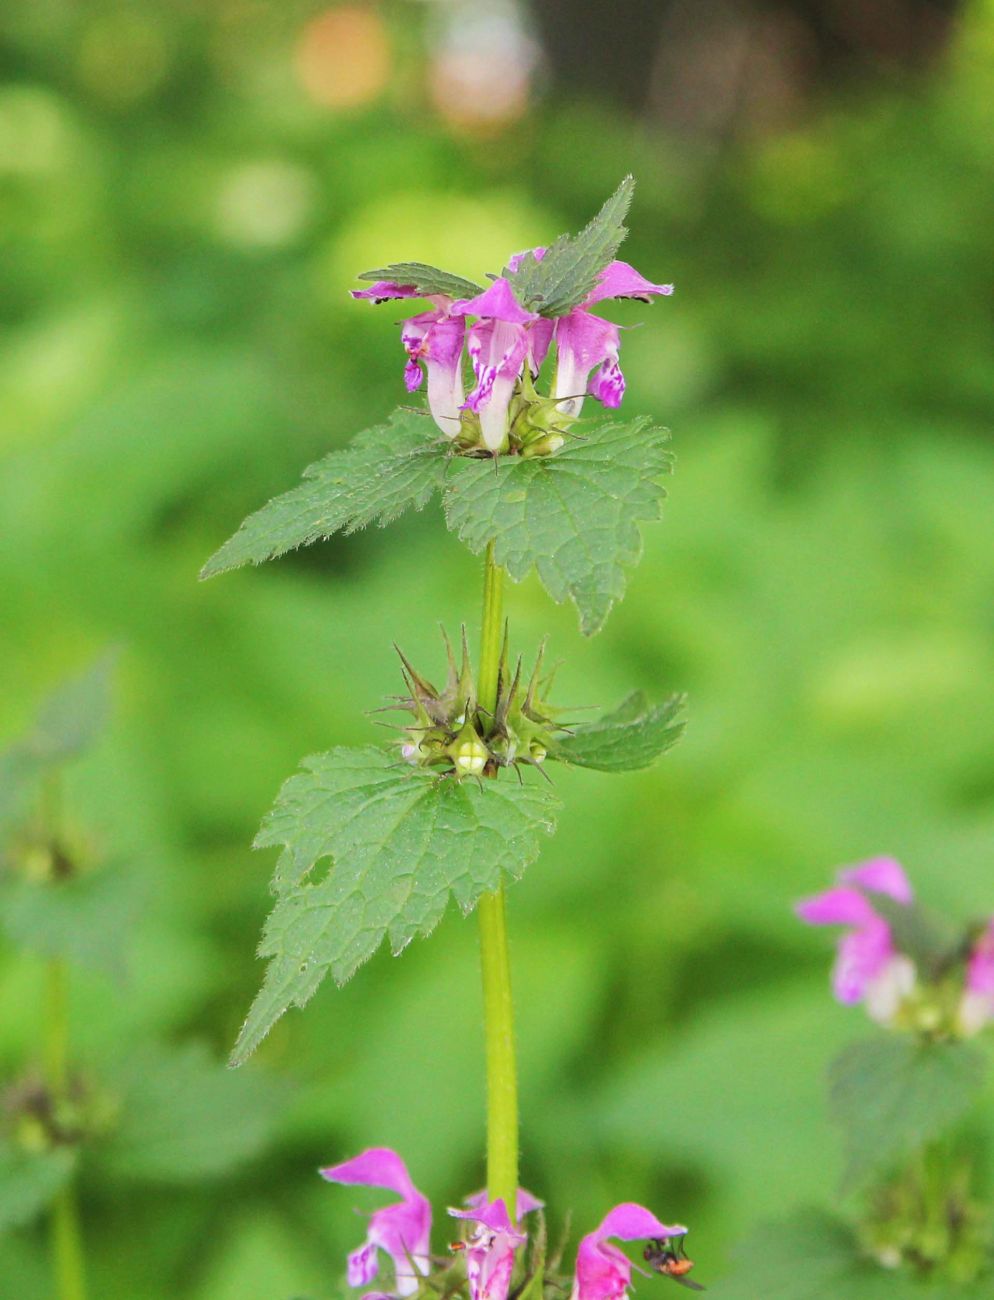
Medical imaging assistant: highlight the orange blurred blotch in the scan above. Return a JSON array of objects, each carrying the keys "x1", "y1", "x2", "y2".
[{"x1": 296, "y1": 6, "x2": 391, "y2": 109}]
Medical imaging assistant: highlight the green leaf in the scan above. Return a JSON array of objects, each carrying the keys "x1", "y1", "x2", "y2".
[
  {"x1": 720, "y1": 1212, "x2": 889, "y2": 1300},
  {"x1": 0, "y1": 655, "x2": 115, "y2": 834},
  {"x1": 829, "y1": 1036, "x2": 988, "y2": 1189},
  {"x1": 0, "y1": 1143, "x2": 76, "y2": 1231},
  {"x1": 443, "y1": 416, "x2": 670, "y2": 635},
  {"x1": 0, "y1": 863, "x2": 141, "y2": 976},
  {"x1": 505, "y1": 177, "x2": 634, "y2": 316},
  {"x1": 200, "y1": 410, "x2": 449, "y2": 579},
  {"x1": 356, "y1": 262, "x2": 484, "y2": 300},
  {"x1": 98, "y1": 1043, "x2": 287, "y2": 1183},
  {"x1": 232, "y1": 747, "x2": 559, "y2": 1064},
  {"x1": 552, "y1": 691, "x2": 686, "y2": 771}
]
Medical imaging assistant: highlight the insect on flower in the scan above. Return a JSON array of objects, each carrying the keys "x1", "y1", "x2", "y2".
[{"x1": 643, "y1": 1238, "x2": 705, "y2": 1292}]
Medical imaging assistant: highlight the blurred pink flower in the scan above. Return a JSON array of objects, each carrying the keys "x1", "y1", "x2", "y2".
[{"x1": 796, "y1": 857, "x2": 917, "y2": 1025}]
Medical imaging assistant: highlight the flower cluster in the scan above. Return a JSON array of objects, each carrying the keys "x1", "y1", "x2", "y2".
[
  {"x1": 352, "y1": 258, "x2": 672, "y2": 456},
  {"x1": 390, "y1": 630, "x2": 563, "y2": 779},
  {"x1": 797, "y1": 856, "x2": 994, "y2": 1037},
  {"x1": 320, "y1": 1148, "x2": 695, "y2": 1300}
]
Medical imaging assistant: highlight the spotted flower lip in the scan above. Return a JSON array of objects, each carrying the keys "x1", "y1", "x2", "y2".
[
  {"x1": 320, "y1": 1147, "x2": 432, "y2": 1298},
  {"x1": 571, "y1": 1203, "x2": 688, "y2": 1300},
  {"x1": 450, "y1": 280, "x2": 540, "y2": 451},
  {"x1": 796, "y1": 857, "x2": 917, "y2": 1023},
  {"x1": 400, "y1": 308, "x2": 466, "y2": 437},
  {"x1": 449, "y1": 1197, "x2": 529, "y2": 1300}
]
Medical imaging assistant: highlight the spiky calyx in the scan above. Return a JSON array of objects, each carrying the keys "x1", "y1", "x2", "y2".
[{"x1": 386, "y1": 629, "x2": 568, "y2": 781}]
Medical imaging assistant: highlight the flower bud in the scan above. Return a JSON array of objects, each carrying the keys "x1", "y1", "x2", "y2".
[{"x1": 448, "y1": 724, "x2": 489, "y2": 777}]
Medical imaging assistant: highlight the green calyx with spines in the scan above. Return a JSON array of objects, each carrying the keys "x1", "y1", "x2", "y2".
[{"x1": 389, "y1": 629, "x2": 567, "y2": 780}]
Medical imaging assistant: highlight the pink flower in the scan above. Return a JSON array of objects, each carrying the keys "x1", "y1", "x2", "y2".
[
  {"x1": 451, "y1": 280, "x2": 539, "y2": 452},
  {"x1": 796, "y1": 857, "x2": 917, "y2": 1025},
  {"x1": 449, "y1": 1196, "x2": 537, "y2": 1300},
  {"x1": 400, "y1": 309, "x2": 466, "y2": 437},
  {"x1": 551, "y1": 260, "x2": 673, "y2": 419},
  {"x1": 352, "y1": 283, "x2": 465, "y2": 438},
  {"x1": 462, "y1": 1188, "x2": 544, "y2": 1218},
  {"x1": 960, "y1": 919, "x2": 994, "y2": 1036},
  {"x1": 571, "y1": 1203, "x2": 688, "y2": 1300},
  {"x1": 321, "y1": 1147, "x2": 432, "y2": 1297}
]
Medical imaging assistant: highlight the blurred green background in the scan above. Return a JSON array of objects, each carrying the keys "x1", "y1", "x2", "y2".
[{"x1": 3, "y1": 0, "x2": 994, "y2": 1294}]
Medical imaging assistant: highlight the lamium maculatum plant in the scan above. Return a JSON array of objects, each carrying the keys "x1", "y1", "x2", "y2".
[
  {"x1": 201, "y1": 179, "x2": 704, "y2": 1296},
  {"x1": 786, "y1": 857, "x2": 994, "y2": 1289}
]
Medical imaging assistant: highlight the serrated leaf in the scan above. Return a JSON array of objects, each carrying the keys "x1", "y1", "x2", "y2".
[
  {"x1": 0, "y1": 1144, "x2": 76, "y2": 1231},
  {"x1": 443, "y1": 417, "x2": 670, "y2": 635},
  {"x1": 232, "y1": 747, "x2": 559, "y2": 1064},
  {"x1": 0, "y1": 862, "x2": 141, "y2": 977},
  {"x1": 98, "y1": 1043, "x2": 287, "y2": 1183},
  {"x1": 506, "y1": 177, "x2": 634, "y2": 316},
  {"x1": 0, "y1": 655, "x2": 115, "y2": 834},
  {"x1": 552, "y1": 691, "x2": 685, "y2": 771},
  {"x1": 200, "y1": 410, "x2": 449, "y2": 579},
  {"x1": 357, "y1": 262, "x2": 484, "y2": 300},
  {"x1": 829, "y1": 1036, "x2": 988, "y2": 1190}
]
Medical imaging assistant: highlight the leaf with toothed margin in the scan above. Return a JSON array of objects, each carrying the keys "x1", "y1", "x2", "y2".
[
  {"x1": 551, "y1": 691, "x2": 686, "y2": 772},
  {"x1": 505, "y1": 177, "x2": 635, "y2": 316},
  {"x1": 443, "y1": 416, "x2": 671, "y2": 636},
  {"x1": 200, "y1": 410, "x2": 449, "y2": 579},
  {"x1": 829, "y1": 1036, "x2": 988, "y2": 1191},
  {"x1": 356, "y1": 263, "x2": 484, "y2": 300},
  {"x1": 230, "y1": 747, "x2": 559, "y2": 1065}
]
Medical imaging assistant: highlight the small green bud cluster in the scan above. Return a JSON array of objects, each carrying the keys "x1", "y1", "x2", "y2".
[
  {"x1": 454, "y1": 371, "x2": 577, "y2": 459},
  {"x1": 3, "y1": 1074, "x2": 114, "y2": 1155},
  {"x1": 863, "y1": 1160, "x2": 991, "y2": 1284},
  {"x1": 387, "y1": 629, "x2": 566, "y2": 780}
]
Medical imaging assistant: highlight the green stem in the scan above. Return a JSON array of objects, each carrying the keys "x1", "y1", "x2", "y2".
[
  {"x1": 477, "y1": 541, "x2": 519, "y2": 1212},
  {"x1": 45, "y1": 960, "x2": 87, "y2": 1300},
  {"x1": 41, "y1": 779, "x2": 87, "y2": 1300}
]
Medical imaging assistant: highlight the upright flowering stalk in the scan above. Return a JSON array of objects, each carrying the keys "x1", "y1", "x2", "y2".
[{"x1": 205, "y1": 177, "x2": 693, "y2": 1296}]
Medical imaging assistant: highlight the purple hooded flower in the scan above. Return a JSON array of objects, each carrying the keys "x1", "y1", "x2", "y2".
[
  {"x1": 960, "y1": 919, "x2": 994, "y2": 1036},
  {"x1": 796, "y1": 857, "x2": 917, "y2": 1025},
  {"x1": 321, "y1": 1147, "x2": 432, "y2": 1297},
  {"x1": 571, "y1": 1203, "x2": 688, "y2": 1300},
  {"x1": 400, "y1": 309, "x2": 466, "y2": 437},
  {"x1": 352, "y1": 283, "x2": 466, "y2": 438},
  {"x1": 551, "y1": 260, "x2": 673, "y2": 419},
  {"x1": 452, "y1": 279, "x2": 539, "y2": 452},
  {"x1": 449, "y1": 1197, "x2": 533, "y2": 1300}
]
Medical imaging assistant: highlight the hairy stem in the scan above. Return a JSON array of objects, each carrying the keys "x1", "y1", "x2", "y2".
[{"x1": 477, "y1": 540, "x2": 519, "y2": 1212}]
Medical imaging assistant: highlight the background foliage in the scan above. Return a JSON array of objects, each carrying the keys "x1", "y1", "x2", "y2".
[{"x1": 2, "y1": 1, "x2": 994, "y2": 1295}]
